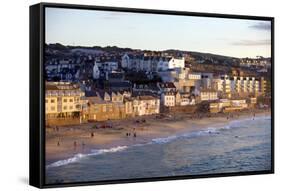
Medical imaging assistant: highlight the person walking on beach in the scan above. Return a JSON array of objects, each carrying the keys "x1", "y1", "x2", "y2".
[
  {"x1": 133, "y1": 132, "x2": 137, "y2": 138},
  {"x1": 91, "y1": 132, "x2": 94, "y2": 138},
  {"x1": 82, "y1": 141, "x2": 85, "y2": 149},
  {"x1": 57, "y1": 140, "x2": 60, "y2": 146},
  {"x1": 73, "y1": 141, "x2": 77, "y2": 149}
]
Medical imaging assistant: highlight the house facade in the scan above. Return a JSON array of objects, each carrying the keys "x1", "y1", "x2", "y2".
[
  {"x1": 132, "y1": 96, "x2": 160, "y2": 116},
  {"x1": 121, "y1": 53, "x2": 185, "y2": 72},
  {"x1": 87, "y1": 96, "x2": 126, "y2": 121},
  {"x1": 45, "y1": 82, "x2": 86, "y2": 119},
  {"x1": 161, "y1": 92, "x2": 176, "y2": 107},
  {"x1": 200, "y1": 90, "x2": 218, "y2": 101}
]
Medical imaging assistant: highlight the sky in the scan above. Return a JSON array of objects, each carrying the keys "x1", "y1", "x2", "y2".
[{"x1": 45, "y1": 7, "x2": 271, "y2": 58}]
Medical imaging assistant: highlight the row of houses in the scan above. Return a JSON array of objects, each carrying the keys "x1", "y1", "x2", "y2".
[
  {"x1": 209, "y1": 98, "x2": 257, "y2": 113},
  {"x1": 45, "y1": 82, "x2": 160, "y2": 121},
  {"x1": 239, "y1": 57, "x2": 271, "y2": 69},
  {"x1": 45, "y1": 82, "x2": 199, "y2": 121},
  {"x1": 186, "y1": 73, "x2": 266, "y2": 99},
  {"x1": 121, "y1": 53, "x2": 185, "y2": 72}
]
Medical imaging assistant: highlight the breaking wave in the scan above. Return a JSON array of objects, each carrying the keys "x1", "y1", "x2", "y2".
[{"x1": 46, "y1": 146, "x2": 128, "y2": 168}]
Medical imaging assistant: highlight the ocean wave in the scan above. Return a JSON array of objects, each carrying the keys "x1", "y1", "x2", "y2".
[
  {"x1": 46, "y1": 146, "x2": 128, "y2": 168},
  {"x1": 47, "y1": 116, "x2": 271, "y2": 168},
  {"x1": 47, "y1": 128, "x2": 219, "y2": 168},
  {"x1": 90, "y1": 146, "x2": 128, "y2": 155},
  {"x1": 151, "y1": 127, "x2": 219, "y2": 144},
  {"x1": 46, "y1": 153, "x2": 85, "y2": 168}
]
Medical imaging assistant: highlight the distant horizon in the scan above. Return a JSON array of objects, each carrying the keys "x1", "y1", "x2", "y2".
[
  {"x1": 46, "y1": 42, "x2": 271, "y2": 59},
  {"x1": 46, "y1": 7, "x2": 271, "y2": 58}
]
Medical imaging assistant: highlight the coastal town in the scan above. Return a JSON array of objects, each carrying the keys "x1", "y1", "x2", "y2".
[
  {"x1": 45, "y1": 44, "x2": 271, "y2": 126},
  {"x1": 42, "y1": 8, "x2": 273, "y2": 184}
]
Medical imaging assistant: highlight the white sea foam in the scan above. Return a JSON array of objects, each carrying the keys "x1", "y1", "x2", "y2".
[
  {"x1": 151, "y1": 127, "x2": 219, "y2": 144},
  {"x1": 90, "y1": 146, "x2": 128, "y2": 155},
  {"x1": 46, "y1": 146, "x2": 128, "y2": 168},
  {"x1": 152, "y1": 135, "x2": 178, "y2": 144},
  {"x1": 46, "y1": 153, "x2": 85, "y2": 168}
]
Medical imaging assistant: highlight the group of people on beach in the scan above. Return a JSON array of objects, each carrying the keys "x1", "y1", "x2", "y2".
[
  {"x1": 56, "y1": 130, "x2": 96, "y2": 150},
  {"x1": 56, "y1": 140, "x2": 86, "y2": 150},
  {"x1": 126, "y1": 127, "x2": 137, "y2": 138},
  {"x1": 73, "y1": 141, "x2": 86, "y2": 150}
]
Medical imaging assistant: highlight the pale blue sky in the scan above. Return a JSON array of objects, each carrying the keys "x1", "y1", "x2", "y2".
[{"x1": 46, "y1": 7, "x2": 271, "y2": 58}]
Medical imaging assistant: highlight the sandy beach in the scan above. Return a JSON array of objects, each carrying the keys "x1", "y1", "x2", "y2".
[{"x1": 45, "y1": 109, "x2": 271, "y2": 165}]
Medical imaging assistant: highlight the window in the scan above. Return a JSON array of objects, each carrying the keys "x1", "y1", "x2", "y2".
[
  {"x1": 69, "y1": 99, "x2": 73, "y2": 102},
  {"x1": 51, "y1": 106, "x2": 55, "y2": 111},
  {"x1": 63, "y1": 99, "x2": 67, "y2": 102},
  {"x1": 51, "y1": 99, "x2": 55, "y2": 103},
  {"x1": 69, "y1": 106, "x2": 73, "y2": 110},
  {"x1": 63, "y1": 106, "x2": 67, "y2": 110}
]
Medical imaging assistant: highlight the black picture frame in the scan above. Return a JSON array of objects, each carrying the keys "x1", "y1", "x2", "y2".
[{"x1": 30, "y1": 2, "x2": 274, "y2": 189}]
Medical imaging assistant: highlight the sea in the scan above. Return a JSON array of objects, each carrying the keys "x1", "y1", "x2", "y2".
[{"x1": 46, "y1": 115, "x2": 272, "y2": 184}]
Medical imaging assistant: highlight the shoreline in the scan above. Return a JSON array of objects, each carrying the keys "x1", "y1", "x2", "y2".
[{"x1": 46, "y1": 109, "x2": 271, "y2": 166}]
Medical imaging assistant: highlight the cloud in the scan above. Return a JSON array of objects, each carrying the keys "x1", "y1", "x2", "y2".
[
  {"x1": 231, "y1": 39, "x2": 271, "y2": 46},
  {"x1": 249, "y1": 22, "x2": 271, "y2": 30}
]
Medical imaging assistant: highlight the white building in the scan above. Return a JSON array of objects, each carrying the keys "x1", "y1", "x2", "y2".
[
  {"x1": 161, "y1": 92, "x2": 176, "y2": 107},
  {"x1": 187, "y1": 72, "x2": 201, "y2": 80},
  {"x1": 200, "y1": 90, "x2": 218, "y2": 101},
  {"x1": 213, "y1": 75, "x2": 231, "y2": 98},
  {"x1": 213, "y1": 75, "x2": 264, "y2": 98},
  {"x1": 121, "y1": 53, "x2": 185, "y2": 72},
  {"x1": 45, "y1": 82, "x2": 86, "y2": 119},
  {"x1": 230, "y1": 76, "x2": 260, "y2": 96},
  {"x1": 133, "y1": 96, "x2": 160, "y2": 116},
  {"x1": 157, "y1": 57, "x2": 185, "y2": 71}
]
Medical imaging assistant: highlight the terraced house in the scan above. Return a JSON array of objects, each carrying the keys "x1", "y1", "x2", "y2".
[
  {"x1": 86, "y1": 91, "x2": 126, "y2": 121},
  {"x1": 132, "y1": 96, "x2": 160, "y2": 116},
  {"x1": 45, "y1": 82, "x2": 86, "y2": 119}
]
